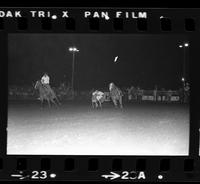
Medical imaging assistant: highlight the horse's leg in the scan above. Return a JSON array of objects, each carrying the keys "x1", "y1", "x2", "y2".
[
  {"x1": 98, "y1": 100, "x2": 102, "y2": 108},
  {"x1": 40, "y1": 99, "x2": 44, "y2": 109},
  {"x1": 51, "y1": 89, "x2": 61, "y2": 105},
  {"x1": 51, "y1": 97, "x2": 58, "y2": 107},
  {"x1": 92, "y1": 101, "x2": 95, "y2": 108},
  {"x1": 55, "y1": 96, "x2": 61, "y2": 105},
  {"x1": 95, "y1": 101, "x2": 98, "y2": 108},
  {"x1": 51, "y1": 98, "x2": 58, "y2": 107},
  {"x1": 100, "y1": 97, "x2": 105, "y2": 109},
  {"x1": 47, "y1": 99, "x2": 51, "y2": 108},
  {"x1": 115, "y1": 99, "x2": 118, "y2": 108},
  {"x1": 119, "y1": 96, "x2": 123, "y2": 108},
  {"x1": 112, "y1": 98, "x2": 118, "y2": 108}
]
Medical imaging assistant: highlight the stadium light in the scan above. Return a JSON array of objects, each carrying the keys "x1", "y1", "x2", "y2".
[
  {"x1": 69, "y1": 47, "x2": 73, "y2": 51},
  {"x1": 179, "y1": 42, "x2": 189, "y2": 87},
  {"x1": 68, "y1": 46, "x2": 79, "y2": 98},
  {"x1": 179, "y1": 42, "x2": 189, "y2": 48},
  {"x1": 69, "y1": 47, "x2": 79, "y2": 52},
  {"x1": 184, "y1": 43, "x2": 189, "y2": 47}
]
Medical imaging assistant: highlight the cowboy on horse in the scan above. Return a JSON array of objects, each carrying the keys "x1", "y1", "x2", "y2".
[
  {"x1": 34, "y1": 73, "x2": 61, "y2": 107},
  {"x1": 41, "y1": 73, "x2": 52, "y2": 92}
]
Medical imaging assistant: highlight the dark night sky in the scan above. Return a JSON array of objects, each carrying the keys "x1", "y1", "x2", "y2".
[{"x1": 8, "y1": 34, "x2": 189, "y2": 90}]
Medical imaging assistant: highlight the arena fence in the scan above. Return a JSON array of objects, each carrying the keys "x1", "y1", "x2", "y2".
[{"x1": 8, "y1": 86, "x2": 189, "y2": 103}]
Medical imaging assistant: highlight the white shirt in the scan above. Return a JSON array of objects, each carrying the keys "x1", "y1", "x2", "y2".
[
  {"x1": 92, "y1": 91, "x2": 104, "y2": 101},
  {"x1": 41, "y1": 75, "x2": 50, "y2": 84}
]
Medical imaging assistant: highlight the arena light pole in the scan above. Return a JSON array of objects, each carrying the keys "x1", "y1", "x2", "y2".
[
  {"x1": 179, "y1": 42, "x2": 189, "y2": 88},
  {"x1": 69, "y1": 47, "x2": 79, "y2": 97}
]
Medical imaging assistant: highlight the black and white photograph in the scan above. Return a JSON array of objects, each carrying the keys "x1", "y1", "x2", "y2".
[{"x1": 7, "y1": 34, "x2": 190, "y2": 155}]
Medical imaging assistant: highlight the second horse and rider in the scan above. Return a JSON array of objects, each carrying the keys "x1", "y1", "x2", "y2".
[{"x1": 92, "y1": 82, "x2": 123, "y2": 109}]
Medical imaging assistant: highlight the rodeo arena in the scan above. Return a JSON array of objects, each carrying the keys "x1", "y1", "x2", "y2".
[{"x1": 7, "y1": 76, "x2": 190, "y2": 155}]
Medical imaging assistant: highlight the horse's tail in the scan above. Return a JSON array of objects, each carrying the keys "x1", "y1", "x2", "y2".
[{"x1": 34, "y1": 81, "x2": 38, "y2": 89}]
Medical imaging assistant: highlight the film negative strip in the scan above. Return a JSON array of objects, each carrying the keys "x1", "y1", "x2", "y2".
[{"x1": 0, "y1": 7, "x2": 200, "y2": 182}]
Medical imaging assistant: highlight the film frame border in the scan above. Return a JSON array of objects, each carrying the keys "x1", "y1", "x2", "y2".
[{"x1": 0, "y1": 7, "x2": 200, "y2": 182}]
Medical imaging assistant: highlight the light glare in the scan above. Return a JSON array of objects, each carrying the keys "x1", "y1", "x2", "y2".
[
  {"x1": 69, "y1": 47, "x2": 79, "y2": 52},
  {"x1": 184, "y1": 43, "x2": 189, "y2": 47}
]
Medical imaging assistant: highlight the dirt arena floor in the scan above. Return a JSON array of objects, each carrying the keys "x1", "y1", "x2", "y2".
[{"x1": 7, "y1": 100, "x2": 189, "y2": 155}]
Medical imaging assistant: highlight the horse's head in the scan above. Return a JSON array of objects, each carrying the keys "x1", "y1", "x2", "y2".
[{"x1": 34, "y1": 80, "x2": 41, "y2": 89}]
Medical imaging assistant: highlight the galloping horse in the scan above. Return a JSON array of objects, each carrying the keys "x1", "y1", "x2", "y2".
[
  {"x1": 34, "y1": 80, "x2": 61, "y2": 107},
  {"x1": 109, "y1": 82, "x2": 123, "y2": 108}
]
